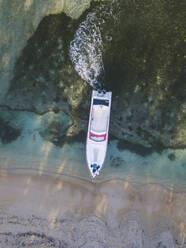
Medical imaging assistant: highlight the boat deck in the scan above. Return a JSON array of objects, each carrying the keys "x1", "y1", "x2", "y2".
[{"x1": 91, "y1": 105, "x2": 109, "y2": 133}]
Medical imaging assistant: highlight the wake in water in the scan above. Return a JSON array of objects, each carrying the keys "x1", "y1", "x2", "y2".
[
  {"x1": 69, "y1": 11, "x2": 104, "y2": 89},
  {"x1": 69, "y1": 1, "x2": 121, "y2": 89}
]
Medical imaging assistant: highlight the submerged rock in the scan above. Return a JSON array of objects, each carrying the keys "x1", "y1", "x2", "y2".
[
  {"x1": 0, "y1": 117, "x2": 21, "y2": 144},
  {"x1": 0, "y1": 0, "x2": 91, "y2": 101},
  {"x1": 5, "y1": 13, "x2": 88, "y2": 115},
  {"x1": 3, "y1": 11, "x2": 91, "y2": 144},
  {"x1": 39, "y1": 110, "x2": 72, "y2": 146}
]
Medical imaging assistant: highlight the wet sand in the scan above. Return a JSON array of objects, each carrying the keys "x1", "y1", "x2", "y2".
[{"x1": 0, "y1": 169, "x2": 185, "y2": 247}]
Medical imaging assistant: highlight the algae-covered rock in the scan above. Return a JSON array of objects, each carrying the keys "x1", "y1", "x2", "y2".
[
  {"x1": 39, "y1": 110, "x2": 72, "y2": 146},
  {"x1": 3, "y1": 12, "x2": 90, "y2": 142},
  {"x1": 5, "y1": 13, "x2": 89, "y2": 115},
  {"x1": 0, "y1": 0, "x2": 91, "y2": 101}
]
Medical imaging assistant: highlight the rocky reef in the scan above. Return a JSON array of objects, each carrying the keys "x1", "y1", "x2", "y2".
[{"x1": 0, "y1": 0, "x2": 185, "y2": 151}]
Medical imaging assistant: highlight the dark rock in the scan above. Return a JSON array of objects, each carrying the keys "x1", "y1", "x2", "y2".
[
  {"x1": 117, "y1": 139, "x2": 163, "y2": 157},
  {"x1": 48, "y1": 130, "x2": 86, "y2": 147},
  {"x1": 168, "y1": 153, "x2": 176, "y2": 161},
  {"x1": 0, "y1": 117, "x2": 21, "y2": 144},
  {"x1": 110, "y1": 156, "x2": 123, "y2": 167}
]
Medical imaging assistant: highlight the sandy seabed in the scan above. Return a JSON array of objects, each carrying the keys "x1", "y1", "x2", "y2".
[{"x1": 0, "y1": 169, "x2": 185, "y2": 248}]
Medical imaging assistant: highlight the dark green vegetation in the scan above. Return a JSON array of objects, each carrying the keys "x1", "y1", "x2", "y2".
[{"x1": 4, "y1": 0, "x2": 186, "y2": 150}]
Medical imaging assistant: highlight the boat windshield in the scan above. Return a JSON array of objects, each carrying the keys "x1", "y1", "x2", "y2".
[
  {"x1": 93, "y1": 99, "x2": 109, "y2": 106},
  {"x1": 91, "y1": 104, "x2": 108, "y2": 133}
]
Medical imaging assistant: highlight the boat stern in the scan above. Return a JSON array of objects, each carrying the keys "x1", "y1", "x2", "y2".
[
  {"x1": 88, "y1": 162, "x2": 102, "y2": 178},
  {"x1": 86, "y1": 141, "x2": 106, "y2": 178}
]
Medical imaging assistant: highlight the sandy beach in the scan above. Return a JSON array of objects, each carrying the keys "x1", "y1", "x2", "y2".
[{"x1": 0, "y1": 169, "x2": 185, "y2": 247}]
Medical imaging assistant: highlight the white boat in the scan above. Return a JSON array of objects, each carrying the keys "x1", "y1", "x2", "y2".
[{"x1": 86, "y1": 89, "x2": 112, "y2": 178}]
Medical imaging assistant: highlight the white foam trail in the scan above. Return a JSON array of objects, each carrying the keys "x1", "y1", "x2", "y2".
[
  {"x1": 69, "y1": 8, "x2": 105, "y2": 87},
  {"x1": 69, "y1": 1, "x2": 121, "y2": 88}
]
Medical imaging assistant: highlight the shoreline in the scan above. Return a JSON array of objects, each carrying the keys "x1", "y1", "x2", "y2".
[
  {"x1": 0, "y1": 169, "x2": 185, "y2": 247},
  {"x1": 1, "y1": 166, "x2": 186, "y2": 193}
]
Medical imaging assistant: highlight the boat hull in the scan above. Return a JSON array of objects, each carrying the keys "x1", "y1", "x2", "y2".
[{"x1": 86, "y1": 90, "x2": 112, "y2": 178}]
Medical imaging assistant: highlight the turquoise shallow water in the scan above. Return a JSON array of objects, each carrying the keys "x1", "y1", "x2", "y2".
[{"x1": 0, "y1": 111, "x2": 186, "y2": 192}]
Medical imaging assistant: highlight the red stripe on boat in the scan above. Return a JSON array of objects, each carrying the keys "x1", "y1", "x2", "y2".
[{"x1": 89, "y1": 132, "x2": 106, "y2": 142}]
